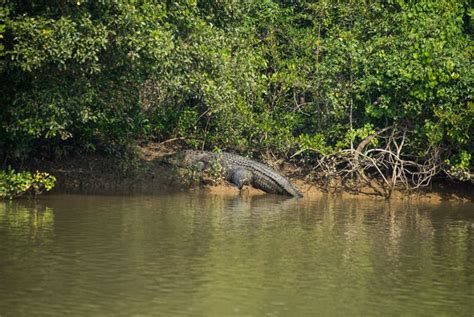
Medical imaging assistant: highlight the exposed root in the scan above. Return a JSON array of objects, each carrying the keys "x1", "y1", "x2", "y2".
[{"x1": 313, "y1": 126, "x2": 443, "y2": 199}]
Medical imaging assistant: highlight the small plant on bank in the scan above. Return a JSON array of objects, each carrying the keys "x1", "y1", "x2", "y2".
[
  {"x1": 206, "y1": 148, "x2": 224, "y2": 185},
  {"x1": 175, "y1": 165, "x2": 201, "y2": 187},
  {"x1": 445, "y1": 151, "x2": 472, "y2": 181},
  {"x1": 0, "y1": 168, "x2": 56, "y2": 199}
]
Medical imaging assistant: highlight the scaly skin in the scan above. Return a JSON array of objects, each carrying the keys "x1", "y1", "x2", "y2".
[{"x1": 164, "y1": 150, "x2": 303, "y2": 198}]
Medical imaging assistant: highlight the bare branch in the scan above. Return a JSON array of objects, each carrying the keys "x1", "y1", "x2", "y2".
[{"x1": 309, "y1": 126, "x2": 441, "y2": 198}]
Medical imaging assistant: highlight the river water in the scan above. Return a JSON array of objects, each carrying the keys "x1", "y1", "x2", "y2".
[{"x1": 0, "y1": 193, "x2": 472, "y2": 316}]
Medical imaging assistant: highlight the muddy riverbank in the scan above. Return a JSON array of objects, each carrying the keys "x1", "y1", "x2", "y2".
[{"x1": 28, "y1": 143, "x2": 473, "y2": 202}]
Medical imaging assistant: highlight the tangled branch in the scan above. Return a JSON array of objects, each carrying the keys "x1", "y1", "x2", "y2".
[{"x1": 315, "y1": 126, "x2": 442, "y2": 198}]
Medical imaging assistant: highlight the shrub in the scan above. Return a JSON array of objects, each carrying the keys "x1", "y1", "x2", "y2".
[{"x1": 0, "y1": 168, "x2": 56, "y2": 199}]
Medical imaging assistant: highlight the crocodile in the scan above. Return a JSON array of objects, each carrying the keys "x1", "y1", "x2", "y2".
[{"x1": 163, "y1": 150, "x2": 303, "y2": 198}]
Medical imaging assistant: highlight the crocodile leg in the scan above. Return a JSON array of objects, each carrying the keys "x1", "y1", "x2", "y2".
[
  {"x1": 229, "y1": 167, "x2": 253, "y2": 189},
  {"x1": 193, "y1": 161, "x2": 206, "y2": 171}
]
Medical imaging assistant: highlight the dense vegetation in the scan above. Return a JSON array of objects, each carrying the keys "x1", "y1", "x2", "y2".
[{"x1": 1, "y1": 1, "x2": 472, "y2": 193}]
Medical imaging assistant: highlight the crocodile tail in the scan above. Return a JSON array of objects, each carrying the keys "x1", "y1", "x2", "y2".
[{"x1": 287, "y1": 183, "x2": 303, "y2": 198}]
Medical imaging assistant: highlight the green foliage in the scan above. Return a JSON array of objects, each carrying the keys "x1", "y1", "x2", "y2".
[
  {"x1": 445, "y1": 151, "x2": 471, "y2": 181},
  {"x1": 0, "y1": 6, "x2": 5, "y2": 58},
  {"x1": 0, "y1": 168, "x2": 56, "y2": 199},
  {"x1": 1, "y1": 1, "x2": 472, "y2": 181},
  {"x1": 297, "y1": 133, "x2": 332, "y2": 156}
]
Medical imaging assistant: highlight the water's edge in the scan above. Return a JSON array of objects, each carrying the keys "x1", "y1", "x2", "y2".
[{"x1": 25, "y1": 148, "x2": 474, "y2": 202}]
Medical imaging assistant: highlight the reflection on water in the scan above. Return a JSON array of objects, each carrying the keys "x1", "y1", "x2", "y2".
[{"x1": 0, "y1": 194, "x2": 473, "y2": 316}]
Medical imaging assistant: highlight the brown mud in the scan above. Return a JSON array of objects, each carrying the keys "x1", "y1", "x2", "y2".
[{"x1": 30, "y1": 143, "x2": 473, "y2": 202}]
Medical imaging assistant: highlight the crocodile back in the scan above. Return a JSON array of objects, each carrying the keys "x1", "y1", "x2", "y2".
[{"x1": 220, "y1": 152, "x2": 303, "y2": 197}]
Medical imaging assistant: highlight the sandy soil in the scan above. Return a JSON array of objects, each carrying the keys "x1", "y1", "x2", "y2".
[{"x1": 31, "y1": 143, "x2": 473, "y2": 202}]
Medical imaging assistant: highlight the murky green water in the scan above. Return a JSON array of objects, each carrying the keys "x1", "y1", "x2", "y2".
[{"x1": 0, "y1": 193, "x2": 473, "y2": 316}]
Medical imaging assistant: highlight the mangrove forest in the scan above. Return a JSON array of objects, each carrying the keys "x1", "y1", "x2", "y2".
[{"x1": 0, "y1": 0, "x2": 472, "y2": 197}]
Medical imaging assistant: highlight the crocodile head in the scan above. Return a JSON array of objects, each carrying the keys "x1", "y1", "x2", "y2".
[{"x1": 161, "y1": 150, "x2": 211, "y2": 171}]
